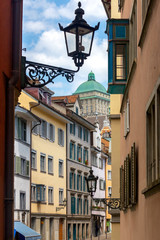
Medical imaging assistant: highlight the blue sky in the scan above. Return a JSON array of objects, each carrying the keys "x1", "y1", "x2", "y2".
[{"x1": 22, "y1": 0, "x2": 108, "y2": 96}]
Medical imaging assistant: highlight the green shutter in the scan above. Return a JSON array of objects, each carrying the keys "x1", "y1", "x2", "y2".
[
  {"x1": 15, "y1": 116, "x2": 18, "y2": 138},
  {"x1": 87, "y1": 150, "x2": 88, "y2": 161},
  {"x1": 83, "y1": 149, "x2": 85, "y2": 164},
  {"x1": 103, "y1": 180, "x2": 106, "y2": 190},
  {"x1": 70, "y1": 142, "x2": 72, "y2": 159},
  {"x1": 81, "y1": 176, "x2": 82, "y2": 191},
  {"x1": 83, "y1": 199, "x2": 85, "y2": 215},
  {"x1": 74, "y1": 197, "x2": 76, "y2": 214},
  {"x1": 74, "y1": 144, "x2": 76, "y2": 160},
  {"x1": 77, "y1": 198, "x2": 79, "y2": 214},
  {"x1": 77, "y1": 174, "x2": 79, "y2": 190},
  {"x1": 62, "y1": 130, "x2": 64, "y2": 146},
  {"x1": 83, "y1": 176, "x2": 85, "y2": 192},
  {"x1": 74, "y1": 173, "x2": 76, "y2": 190},
  {"x1": 73, "y1": 123, "x2": 75, "y2": 135},
  {"x1": 87, "y1": 200, "x2": 89, "y2": 214},
  {"x1": 86, "y1": 130, "x2": 88, "y2": 142},
  {"x1": 83, "y1": 128, "x2": 85, "y2": 141},
  {"x1": 70, "y1": 172, "x2": 72, "y2": 189},
  {"x1": 71, "y1": 196, "x2": 74, "y2": 214},
  {"x1": 120, "y1": 166, "x2": 125, "y2": 209},
  {"x1": 16, "y1": 156, "x2": 21, "y2": 174},
  {"x1": 80, "y1": 127, "x2": 82, "y2": 139},
  {"x1": 26, "y1": 160, "x2": 29, "y2": 176},
  {"x1": 77, "y1": 145, "x2": 79, "y2": 161},
  {"x1": 81, "y1": 199, "x2": 82, "y2": 214},
  {"x1": 131, "y1": 143, "x2": 136, "y2": 205}
]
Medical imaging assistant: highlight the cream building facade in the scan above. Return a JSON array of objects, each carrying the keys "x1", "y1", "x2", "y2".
[{"x1": 19, "y1": 87, "x2": 71, "y2": 240}]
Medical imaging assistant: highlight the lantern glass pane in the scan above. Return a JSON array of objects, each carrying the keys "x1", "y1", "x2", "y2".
[
  {"x1": 66, "y1": 31, "x2": 76, "y2": 54},
  {"x1": 81, "y1": 32, "x2": 93, "y2": 55}
]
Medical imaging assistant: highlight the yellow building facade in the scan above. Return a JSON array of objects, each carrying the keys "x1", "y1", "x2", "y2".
[{"x1": 19, "y1": 89, "x2": 70, "y2": 240}]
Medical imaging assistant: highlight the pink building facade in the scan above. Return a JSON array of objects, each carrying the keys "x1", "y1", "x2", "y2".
[{"x1": 119, "y1": 1, "x2": 160, "y2": 240}]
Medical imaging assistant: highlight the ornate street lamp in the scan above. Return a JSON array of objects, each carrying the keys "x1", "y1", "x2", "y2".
[
  {"x1": 22, "y1": 2, "x2": 99, "y2": 88},
  {"x1": 59, "y1": 2, "x2": 100, "y2": 68},
  {"x1": 85, "y1": 169, "x2": 98, "y2": 197},
  {"x1": 85, "y1": 169, "x2": 120, "y2": 209}
]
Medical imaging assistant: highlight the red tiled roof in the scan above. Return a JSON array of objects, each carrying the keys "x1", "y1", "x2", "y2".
[{"x1": 52, "y1": 94, "x2": 79, "y2": 104}]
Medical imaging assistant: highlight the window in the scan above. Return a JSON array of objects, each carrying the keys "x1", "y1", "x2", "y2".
[
  {"x1": 83, "y1": 198, "x2": 88, "y2": 215},
  {"x1": 108, "y1": 170, "x2": 112, "y2": 180},
  {"x1": 77, "y1": 197, "x2": 80, "y2": 214},
  {"x1": 77, "y1": 144, "x2": 82, "y2": 162},
  {"x1": 48, "y1": 156, "x2": 53, "y2": 174},
  {"x1": 83, "y1": 148, "x2": 88, "y2": 165},
  {"x1": 40, "y1": 154, "x2": 46, "y2": 172},
  {"x1": 146, "y1": 87, "x2": 160, "y2": 187},
  {"x1": 116, "y1": 44, "x2": 127, "y2": 81},
  {"x1": 78, "y1": 126, "x2": 82, "y2": 139},
  {"x1": 120, "y1": 143, "x2": 137, "y2": 210},
  {"x1": 70, "y1": 171, "x2": 76, "y2": 190},
  {"x1": 70, "y1": 123, "x2": 75, "y2": 135},
  {"x1": 108, "y1": 187, "x2": 112, "y2": 197},
  {"x1": 100, "y1": 179, "x2": 105, "y2": 190},
  {"x1": 31, "y1": 150, "x2": 37, "y2": 169},
  {"x1": 92, "y1": 154, "x2": 97, "y2": 167},
  {"x1": 129, "y1": 0, "x2": 137, "y2": 71},
  {"x1": 77, "y1": 173, "x2": 82, "y2": 191},
  {"x1": 40, "y1": 120, "x2": 47, "y2": 138},
  {"x1": 36, "y1": 185, "x2": 46, "y2": 202},
  {"x1": 31, "y1": 184, "x2": 36, "y2": 201},
  {"x1": 59, "y1": 189, "x2": 64, "y2": 205},
  {"x1": 124, "y1": 100, "x2": 130, "y2": 137},
  {"x1": 15, "y1": 117, "x2": 27, "y2": 141},
  {"x1": 15, "y1": 156, "x2": 29, "y2": 176},
  {"x1": 71, "y1": 195, "x2": 76, "y2": 214},
  {"x1": 32, "y1": 121, "x2": 39, "y2": 135},
  {"x1": 49, "y1": 124, "x2": 55, "y2": 142},
  {"x1": 59, "y1": 160, "x2": 63, "y2": 177},
  {"x1": 48, "y1": 187, "x2": 53, "y2": 204},
  {"x1": 58, "y1": 128, "x2": 64, "y2": 146},
  {"x1": 107, "y1": 157, "x2": 111, "y2": 165},
  {"x1": 142, "y1": 0, "x2": 151, "y2": 24},
  {"x1": 76, "y1": 107, "x2": 79, "y2": 114},
  {"x1": 20, "y1": 192, "x2": 26, "y2": 210},
  {"x1": 99, "y1": 158, "x2": 103, "y2": 169},
  {"x1": 70, "y1": 141, "x2": 76, "y2": 160},
  {"x1": 83, "y1": 128, "x2": 89, "y2": 142}
]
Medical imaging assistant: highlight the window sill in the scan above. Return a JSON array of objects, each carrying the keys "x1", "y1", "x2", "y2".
[
  {"x1": 48, "y1": 203, "x2": 54, "y2": 205},
  {"x1": 59, "y1": 175, "x2": 64, "y2": 178},
  {"x1": 32, "y1": 201, "x2": 47, "y2": 204},
  {"x1": 31, "y1": 168, "x2": 37, "y2": 171},
  {"x1": 40, "y1": 170, "x2": 46, "y2": 174},
  {"x1": 48, "y1": 172, "x2": 54, "y2": 176},
  {"x1": 142, "y1": 179, "x2": 160, "y2": 197}
]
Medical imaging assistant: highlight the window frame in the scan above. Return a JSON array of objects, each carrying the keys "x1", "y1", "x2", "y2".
[
  {"x1": 59, "y1": 159, "x2": 64, "y2": 177},
  {"x1": 48, "y1": 187, "x2": 54, "y2": 204},
  {"x1": 40, "y1": 153, "x2": 46, "y2": 173},
  {"x1": 48, "y1": 156, "x2": 53, "y2": 175},
  {"x1": 31, "y1": 150, "x2": 37, "y2": 170}
]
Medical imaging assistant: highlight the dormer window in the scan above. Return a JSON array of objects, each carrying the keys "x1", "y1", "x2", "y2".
[{"x1": 39, "y1": 89, "x2": 45, "y2": 101}]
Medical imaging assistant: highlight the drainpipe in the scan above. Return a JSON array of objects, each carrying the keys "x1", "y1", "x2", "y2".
[
  {"x1": 29, "y1": 102, "x2": 41, "y2": 227},
  {"x1": 4, "y1": 0, "x2": 23, "y2": 239}
]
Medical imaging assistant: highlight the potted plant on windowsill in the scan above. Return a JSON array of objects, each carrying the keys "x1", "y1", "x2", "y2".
[
  {"x1": 78, "y1": 157, "x2": 81, "y2": 162},
  {"x1": 85, "y1": 160, "x2": 88, "y2": 165}
]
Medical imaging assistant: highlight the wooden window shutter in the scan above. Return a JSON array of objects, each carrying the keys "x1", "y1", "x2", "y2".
[
  {"x1": 53, "y1": 125, "x2": 55, "y2": 142},
  {"x1": 81, "y1": 147, "x2": 82, "y2": 160},
  {"x1": 77, "y1": 145, "x2": 79, "y2": 161},
  {"x1": 83, "y1": 199, "x2": 85, "y2": 214},
  {"x1": 120, "y1": 166, "x2": 125, "y2": 209},
  {"x1": 15, "y1": 116, "x2": 18, "y2": 138},
  {"x1": 70, "y1": 124, "x2": 72, "y2": 134},
  {"x1": 131, "y1": 142, "x2": 137, "y2": 204},
  {"x1": 87, "y1": 200, "x2": 89, "y2": 214},
  {"x1": 124, "y1": 159, "x2": 127, "y2": 208},
  {"x1": 126, "y1": 100, "x2": 130, "y2": 132},
  {"x1": 73, "y1": 123, "x2": 75, "y2": 135},
  {"x1": 83, "y1": 176, "x2": 85, "y2": 192},
  {"x1": 26, "y1": 160, "x2": 29, "y2": 176},
  {"x1": 126, "y1": 155, "x2": 130, "y2": 206},
  {"x1": 62, "y1": 130, "x2": 64, "y2": 146},
  {"x1": 16, "y1": 156, "x2": 21, "y2": 174},
  {"x1": 47, "y1": 122, "x2": 50, "y2": 139}
]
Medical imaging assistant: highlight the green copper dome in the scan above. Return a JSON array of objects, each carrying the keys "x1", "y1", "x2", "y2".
[{"x1": 74, "y1": 71, "x2": 107, "y2": 94}]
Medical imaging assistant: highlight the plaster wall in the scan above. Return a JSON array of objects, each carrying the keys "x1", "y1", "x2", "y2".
[{"x1": 120, "y1": 1, "x2": 160, "y2": 240}]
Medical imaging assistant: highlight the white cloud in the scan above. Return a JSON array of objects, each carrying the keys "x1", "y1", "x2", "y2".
[{"x1": 23, "y1": 0, "x2": 108, "y2": 96}]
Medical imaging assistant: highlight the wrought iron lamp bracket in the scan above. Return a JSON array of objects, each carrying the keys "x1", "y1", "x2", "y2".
[
  {"x1": 93, "y1": 198, "x2": 121, "y2": 209},
  {"x1": 22, "y1": 57, "x2": 80, "y2": 88}
]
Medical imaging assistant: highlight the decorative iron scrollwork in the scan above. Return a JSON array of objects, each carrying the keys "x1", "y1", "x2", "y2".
[
  {"x1": 23, "y1": 58, "x2": 79, "y2": 88},
  {"x1": 93, "y1": 198, "x2": 120, "y2": 209}
]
